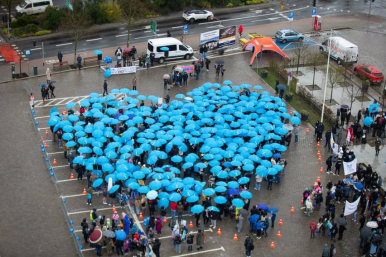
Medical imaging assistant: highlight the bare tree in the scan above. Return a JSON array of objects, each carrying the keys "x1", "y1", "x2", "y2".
[
  {"x1": 60, "y1": 0, "x2": 92, "y2": 64},
  {"x1": 344, "y1": 80, "x2": 361, "y2": 110},
  {"x1": 1, "y1": 0, "x2": 19, "y2": 23},
  {"x1": 327, "y1": 66, "x2": 344, "y2": 103},
  {"x1": 306, "y1": 50, "x2": 327, "y2": 90},
  {"x1": 119, "y1": 0, "x2": 143, "y2": 47},
  {"x1": 292, "y1": 42, "x2": 309, "y2": 75}
]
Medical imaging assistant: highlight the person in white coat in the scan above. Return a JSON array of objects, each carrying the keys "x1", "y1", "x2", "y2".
[{"x1": 46, "y1": 68, "x2": 51, "y2": 83}]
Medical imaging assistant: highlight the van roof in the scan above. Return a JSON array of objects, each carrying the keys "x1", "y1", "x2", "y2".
[
  {"x1": 148, "y1": 38, "x2": 182, "y2": 45},
  {"x1": 330, "y1": 37, "x2": 357, "y2": 48}
]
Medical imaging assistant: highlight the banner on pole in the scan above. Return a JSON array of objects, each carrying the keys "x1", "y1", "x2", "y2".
[
  {"x1": 343, "y1": 158, "x2": 357, "y2": 176},
  {"x1": 344, "y1": 196, "x2": 361, "y2": 216}
]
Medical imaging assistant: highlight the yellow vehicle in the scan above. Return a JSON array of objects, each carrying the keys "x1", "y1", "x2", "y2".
[{"x1": 239, "y1": 33, "x2": 265, "y2": 45}]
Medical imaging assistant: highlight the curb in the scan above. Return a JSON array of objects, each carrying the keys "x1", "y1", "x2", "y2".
[{"x1": 4, "y1": 1, "x2": 280, "y2": 44}]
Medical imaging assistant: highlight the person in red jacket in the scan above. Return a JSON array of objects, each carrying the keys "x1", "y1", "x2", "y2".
[
  {"x1": 171, "y1": 201, "x2": 178, "y2": 220},
  {"x1": 238, "y1": 24, "x2": 243, "y2": 37},
  {"x1": 310, "y1": 221, "x2": 317, "y2": 239}
]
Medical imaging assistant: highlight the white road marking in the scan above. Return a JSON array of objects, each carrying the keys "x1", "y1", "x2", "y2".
[
  {"x1": 172, "y1": 26, "x2": 183, "y2": 29},
  {"x1": 158, "y1": 228, "x2": 213, "y2": 240},
  {"x1": 38, "y1": 127, "x2": 50, "y2": 130},
  {"x1": 47, "y1": 151, "x2": 63, "y2": 155},
  {"x1": 52, "y1": 164, "x2": 69, "y2": 168},
  {"x1": 35, "y1": 115, "x2": 51, "y2": 119},
  {"x1": 56, "y1": 43, "x2": 73, "y2": 47},
  {"x1": 255, "y1": 10, "x2": 262, "y2": 13},
  {"x1": 115, "y1": 34, "x2": 131, "y2": 38},
  {"x1": 86, "y1": 38, "x2": 102, "y2": 42},
  {"x1": 135, "y1": 33, "x2": 166, "y2": 39},
  {"x1": 144, "y1": 25, "x2": 150, "y2": 29},
  {"x1": 56, "y1": 178, "x2": 78, "y2": 183},
  {"x1": 207, "y1": 24, "x2": 224, "y2": 29},
  {"x1": 68, "y1": 207, "x2": 114, "y2": 215},
  {"x1": 82, "y1": 246, "x2": 106, "y2": 252},
  {"x1": 144, "y1": 29, "x2": 159, "y2": 33},
  {"x1": 139, "y1": 213, "x2": 191, "y2": 223},
  {"x1": 170, "y1": 246, "x2": 225, "y2": 257}
]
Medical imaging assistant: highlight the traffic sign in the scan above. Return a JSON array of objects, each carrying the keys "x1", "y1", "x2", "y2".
[
  {"x1": 64, "y1": 0, "x2": 73, "y2": 11},
  {"x1": 289, "y1": 12, "x2": 294, "y2": 21},
  {"x1": 183, "y1": 24, "x2": 188, "y2": 34},
  {"x1": 312, "y1": 8, "x2": 316, "y2": 17},
  {"x1": 150, "y1": 20, "x2": 157, "y2": 35},
  {"x1": 24, "y1": 49, "x2": 31, "y2": 56},
  {"x1": 280, "y1": 4, "x2": 284, "y2": 10}
]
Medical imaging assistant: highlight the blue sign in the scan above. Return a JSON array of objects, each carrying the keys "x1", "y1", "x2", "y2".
[
  {"x1": 25, "y1": 49, "x2": 31, "y2": 56},
  {"x1": 312, "y1": 8, "x2": 316, "y2": 16},
  {"x1": 289, "y1": 12, "x2": 294, "y2": 19},
  {"x1": 183, "y1": 24, "x2": 188, "y2": 34}
]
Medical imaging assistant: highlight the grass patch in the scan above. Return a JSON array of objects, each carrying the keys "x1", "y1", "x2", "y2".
[{"x1": 255, "y1": 68, "x2": 332, "y2": 130}]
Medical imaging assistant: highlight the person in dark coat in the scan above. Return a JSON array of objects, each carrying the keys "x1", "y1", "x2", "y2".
[
  {"x1": 152, "y1": 238, "x2": 161, "y2": 257},
  {"x1": 103, "y1": 80, "x2": 108, "y2": 96},
  {"x1": 57, "y1": 51, "x2": 63, "y2": 64},
  {"x1": 77, "y1": 54, "x2": 82, "y2": 70},
  {"x1": 81, "y1": 218, "x2": 89, "y2": 243}
]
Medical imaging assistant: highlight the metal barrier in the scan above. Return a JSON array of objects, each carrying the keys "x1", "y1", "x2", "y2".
[{"x1": 24, "y1": 80, "x2": 84, "y2": 256}]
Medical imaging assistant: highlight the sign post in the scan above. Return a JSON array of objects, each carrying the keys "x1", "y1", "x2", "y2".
[
  {"x1": 183, "y1": 24, "x2": 188, "y2": 35},
  {"x1": 25, "y1": 49, "x2": 30, "y2": 75},
  {"x1": 65, "y1": 0, "x2": 73, "y2": 11},
  {"x1": 312, "y1": 8, "x2": 316, "y2": 17},
  {"x1": 289, "y1": 12, "x2": 294, "y2": 29},
  {"x1": 150, "y1": 20, "x2": 157, "y2": 37}
]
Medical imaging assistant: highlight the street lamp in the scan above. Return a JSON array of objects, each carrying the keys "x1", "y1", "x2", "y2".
[
  {"x1": 260, "y1": 45, "x2": 264, "y2": 69},
  {"x1": 321, "y1": 29, "x2": 332, "y2": 123}
]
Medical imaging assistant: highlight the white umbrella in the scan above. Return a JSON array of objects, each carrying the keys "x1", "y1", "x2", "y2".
[
  {"x1": 163, "y1": 74, "x2": 170, "y2": 79},
  {"x1": 283, "y1": 124, "x2": 294, "y2": 131},
  {"x1": 366, "y1": 221, "x2": 378, "y2": 228}
]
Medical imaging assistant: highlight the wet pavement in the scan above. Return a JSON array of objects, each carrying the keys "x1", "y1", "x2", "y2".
[{"x1": 0, "y1": 49, "x2": 375, "y2": 257}]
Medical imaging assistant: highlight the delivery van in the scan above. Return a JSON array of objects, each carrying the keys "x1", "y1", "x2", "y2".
[
  {"x1": 319, "y1": 36, "x2": 358, "y2": 65},
  {"x1": 16, "y1": 0, "x2": 53, "y2": 16},
  {"x1": 147, "y1": 38, "x2": 194, "y2": 64}
]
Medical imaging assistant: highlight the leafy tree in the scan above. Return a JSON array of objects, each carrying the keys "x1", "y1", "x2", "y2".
[
  {"x1": 60, "y1": 0, "x2": 92, "y2": 64},
  {"x1": 42, "y1": 6, "x2": 64, "y2": 30}
]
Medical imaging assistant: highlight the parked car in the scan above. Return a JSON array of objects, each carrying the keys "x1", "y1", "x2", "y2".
[
  {"x1": 354, "y1": 65, "x2": 384, "y2": 85},
  {"x1": 182, "y1": 10, "x2": 214, "y2": 23},
  {"x1": 320, "y1": 36, "x2": 358, "y2": 65},
  {"x1": 239, "y1": 33, "x2": 264, "y2": 45},
  {"x1": 16, "y1": 0, "x2": 53, "y2": 16},
  {"x1": 275, "y1": 29, "x2": 304, "y2": 44}
]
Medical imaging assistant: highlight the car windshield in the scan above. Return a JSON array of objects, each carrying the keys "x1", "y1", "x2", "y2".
[
  {"x1": 20, "y1": 1, "x2": 28, "y2": 8},
  {"x1": 374, "y1": 73, "x2": 383, "y2": 77},
  {"x1": 276, "y1": 31, "x2": 283, "y2": 36},
  {"x1": 245, "y1": 35, "x2": 252, "y2": 40}
]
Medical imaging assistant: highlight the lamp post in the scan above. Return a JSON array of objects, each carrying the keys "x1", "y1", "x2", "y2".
[
  {"x1": 367, "y1": 0, "x2": 373, "y2": 32},
  {"x1": 321, "y1": 30, "x2": 332, "y2": 123},
  {"x1": 260, "y1": 45, "x2": 264, "y2": 69}
]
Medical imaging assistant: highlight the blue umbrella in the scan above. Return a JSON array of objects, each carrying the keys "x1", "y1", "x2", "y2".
[
  {"x1": 126, "y1": 181, "x2": 140, "y2": 190},
  {"x1": 248, "y1": 214, "x2": 260, "y2": 223},
  {"x1": 92, "y1": 178, "x2": 103, "y2": 188},
  {"x1": 65, "y1": 141, "x2": 76, "y2": 147},
  {"x1": 158, "y1": 198, "x2": 169, "y2": 209},
  {"x1": 182, "y1": 162, "x2": 194, "y2": 169},
  {"x1": 187, "y1": 195, "x2": 199, "y2": 203},
  {"x1": 227, "y1": 188, "x2": 239, "y2": 195},
  {"x1": 94, "y1": 50, "x2": 102, "y2": 55},
  {"x1": 181, "y1": 189, "x2": 196, "y2": 197},
  {"x1": 228, "y1": 181, "x2": 239, "y2": 188},
  {"x1": 240, "y1": 190, "x2": 252, "y2": 199},
  {"x1": 115, "y1": 230, "x2": 127, "y2": 241},
  {"x1": 364, "y1": 117, "x2": 373, "y2": 126},
  {"x1": 133, "y1": 170, "x2": 145, "y2": 179},
  {"x1": 116, "y1": 173, "x2": 128, "y2": 181},
  {"x1": 268, "y1": 207, "x2": 279, "y2": 214},
  {"x1": 147, "y1": 190, "x2": 158, "y2": 200},
  {"x1": 109, "y1": 185, "x2": 120, "y2": 194},
  {"x1": 257, "y1": 203, "x2": 268, "y2": 210},
  {"x1": 169, "y1": 192, "x2": 182, "y2": 202},
  {"x1": 214, "y1": 186, "x2": 227, "y2": 193},
  {"x1": 66, "y1": 102, "x2": 76, "y2": 109},
  {"x1": 354, "y1": 182, "x2": 364, "y2": 191},
  {"x1": 207, "y1": 206, "x2": 220, "y2": 212},
  {"x1": 214, "y1": 196, "x2": 227, "y2": 204},
  {"x1": 203, "y1": 188, "x2": 215, "y2": 196},
  {"x1": 232, "y1": 198, "x2": 244, "y2": 208},
  {"x1": 149, "y1": 180, "x2": 162, "y2": 191},
  {"x1": 191, "y1": 204, "x2": 204, "y2": 214},
  {"x1": 171, "y1": 155, "x2": 183, "y2": 163},
  {"x1": 290, "y1": 116, "x2": 301, "y2": 125},
  {"x1": 369, "y1": 103, "x2": 379, "y2": 113},
  {"x1": 138, "y1": 186, "x2": 150, "y2": 194}
]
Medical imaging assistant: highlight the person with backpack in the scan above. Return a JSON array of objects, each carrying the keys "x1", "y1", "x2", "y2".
[
  {"x1": 196, "y1": 228, "x2": 205, "y2": 250},
  {"x1": 186, "y1": 231, "x2": 194, "y2": 251},
  {"x1": 330, "y1": 223, "x2": 338, "y2": 242},
  {"x1": 244, "y1": 235, "x2": 254, "y2": 257},
  {"x1": 174, "y1": 233, "x2": 182, "y2": 253},
  {"x1": 326, "y1": 155, "x2": 333, "y2": 174},
  {"x1": 81, "y1": 218, "x2": 89, "y2": 243},
  {"x1": 322, "y1": 244, "x2": 331, "y2": 257},
  {"x1": 310, "y1": 221, "x2": 317, "y2": 239},
  {"x1": 370, "y1": 230, "x2": 382, "y2": 255}
]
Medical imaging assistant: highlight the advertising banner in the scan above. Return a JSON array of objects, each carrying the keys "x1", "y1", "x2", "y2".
[
  {"x1": 109, "y1": 66, "x2": 137, "y2": 75},
  {"x1": 199, "y1": 30, "x2": 220, "y2": 50},
  {"x1": 219, "y1": 26, "x2": 236, "y2": 48}
]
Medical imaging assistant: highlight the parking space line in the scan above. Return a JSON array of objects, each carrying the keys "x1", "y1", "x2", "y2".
[
  {"x1": 47, "y1": 151, "x2": 63, "y2": 155},
  {"x1": 170, "y1": 246, "x2": 225, "y2": 257},
  {"x1": 35, "y1": 115, "x2": 51, "y2": 119},
  {"x1": 139, "y1": 213, "x2": 191, "y2": 223},
  {"x1": 56, "y1": 179, "x2": 78, "y2": 183},
  {"x1": 38, "y1": 127, "x2": 50, "y2": 130},
  {"x1": 68, "y1": 207, "x2": 113, "y2": 215},
  {"x1": 52, "y1": 164, "x2": 68, "y2": 168},
  {"x1": 82, "y1": 246, "x2": 106, "y2": 252},
  {"x1": 158, "y1": 228, "x2": 213, "y2": 240}
]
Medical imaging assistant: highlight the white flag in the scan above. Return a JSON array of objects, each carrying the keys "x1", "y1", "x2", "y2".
[
  {"x1": 343, "y1": 158, "x2": 357, "y2": 175},
  {"x1": 344, "y1": 196, "x2": 361, "y2": 216}
]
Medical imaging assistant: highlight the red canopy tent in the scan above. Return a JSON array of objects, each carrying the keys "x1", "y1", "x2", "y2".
[{"x1": 242, "y1": 37, "x2": 290, "y2": 65}]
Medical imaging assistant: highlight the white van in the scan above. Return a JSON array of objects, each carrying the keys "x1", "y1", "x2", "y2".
[
  {"x1": 16, "y1": 0, "x2": 53, "y2": 16},
  {"x1": 320, "y1": 36, "x2": 358, "y2": 65},
  {"x1": 147, "y1": 38, "x2": 194, "y2": 64}
]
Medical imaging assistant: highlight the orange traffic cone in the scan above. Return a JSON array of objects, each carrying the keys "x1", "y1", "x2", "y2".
[
  {"x1": 70, "y1": 172, "x2": 75, "y2": 179},
  {"x1": 53, "y1": 158, "x2": 57, "y2": 165},
  {"x1": 319, "y1": 167, "x2": 324, "y2": 173},
  {"x1": 163, "y1": 216, "x2": 167, "y2": 223},
  {"x1": 82, "y1": 188, "x2": 87, "y2": 195},
  {"x1": 217, "y1": 228, "x2": 222, "y2": 235},
  {"x1": 189, "y1": 220, "x2": 194, "y2": 228},
  {"x1": 290, "y1": 206, "x2": 295, "y2": 213},
  {"x1": 233, "y1": 233, "x2": 238, "y2": 241},
  {"x1": 112, "y1": 204, "x2": 116, "y2": 213},
  {"x1": 316, "y1": 176, "x2": 321, "y2": 183},
  {"x1": 139, "y1": 212, "x2": 143, "y2": 219},
  {"x1": 306, "y1": 127, "x2": 310, "y2": 133},
  {"x1": 301, "y1": 199, "x2": 304, "y2": 204},
  {"x1": 276, "y1": 230, "x2": 281, "y2": 238},
  {"x1": 270, "y1": 240, "x2": 275, "y2": 249},
  {"x1": 316, "y1": 141, "x2": 320, "y2": 147},
  {"x1": 278, "y1": 218, "x2": 283, "y2": 226},
  {"x1": 316, "y1": 150, "x2": 321, "y2": 156},
  {"x1": 289, "y1": 109, "x2": 293, "y2": 115},
  {"x1": 45, "y1": 129, "x2": 49, "y2": 136},
  {"x1": 318, "y1": 156, "x2": 322, "y2": 162},
  {"x1": 314, "y1": 182, "x2": 318, "y2": 187},
  {"x1": 44, "y1": 141, "x2": 47, "y2": 148}
]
